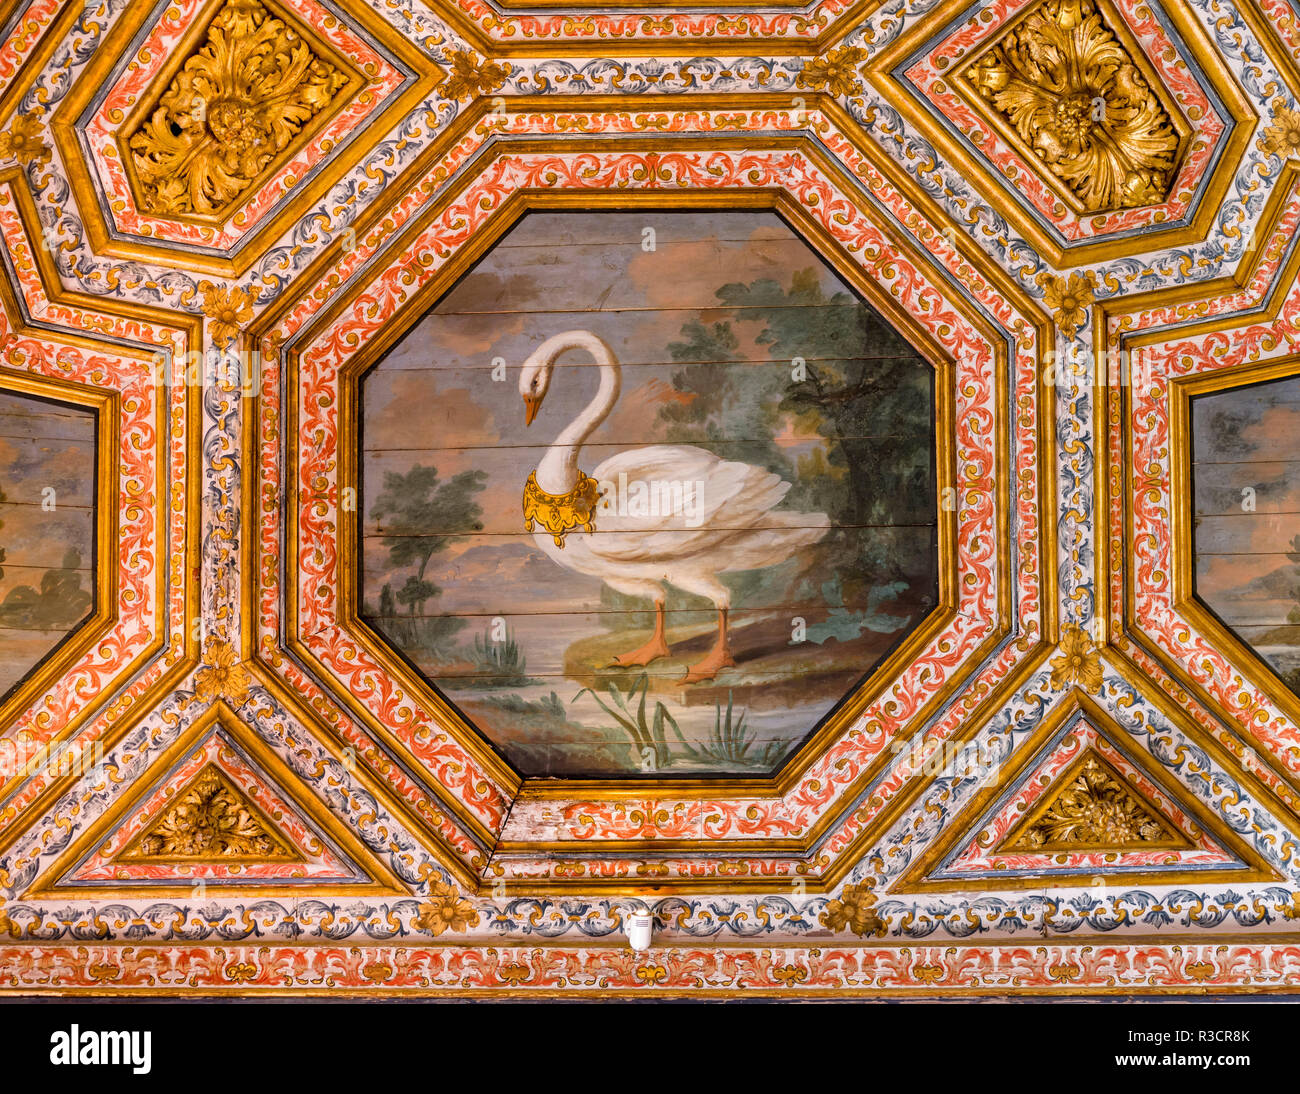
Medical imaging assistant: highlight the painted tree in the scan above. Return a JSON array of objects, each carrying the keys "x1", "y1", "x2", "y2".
[
  {"x1": 663, "y1": 268, "x2": 935, "y2": 598},
  {"x1": 369, "y1": 463, "x2": 486, "y2": 618}
]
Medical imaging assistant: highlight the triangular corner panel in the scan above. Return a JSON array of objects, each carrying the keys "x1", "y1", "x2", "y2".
[
  {"x1": 37, "y1": 708, "x2": 400, "y2": 895},
  {"x1": 897, "y1": 712, "x2": 1275, "y2": 891}
]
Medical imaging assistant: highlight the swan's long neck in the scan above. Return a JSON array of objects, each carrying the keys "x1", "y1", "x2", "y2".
[{"x1": 535, "y1": 331, "x2": 621, "y2": 495}]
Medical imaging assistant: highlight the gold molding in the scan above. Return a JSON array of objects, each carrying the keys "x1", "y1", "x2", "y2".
[
  {"x1": 428, "y1": 0, "x2": 885, "y2": 57},
  {"x1": 28, "y1": 702, "x2": 409, "y2": 898}
]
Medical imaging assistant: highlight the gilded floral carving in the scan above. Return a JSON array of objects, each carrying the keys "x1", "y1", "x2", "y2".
[
  {"x1": 1049, "y1": 622, "x2": 1103, "y2": 692},
  {"x1": 962, "y1": 0, "x2": 1182, "y2": 211},
  {"x1": 1262, "y1": 100, "x2": 1300, "y2": 159},
  {"x1": 200, "y1": 283, "x2": 256, "y2": 347},
  {"x1": 796, "y1": 46, "x2": 868, "y2": 98},
  {"x1": 126, "y1": 0, "x2": 350, "y2": 218},
  {"x1": 120, "y1": 764, "x2": 294, "y2": 859},
  {"x1": 193, "y1": 639, "x2": 253, "y2": 704},
  {"x1": 1004, "y1": 752, "x2": 1175, "y2": 850},
  {"x1": 820, "y1": 881, "x2": 886, "y2": 937},
  {"x1": 441, "y1": 50, "x2": 511, "y2": 100},
  {"x1": 0, "y1": 110, "x2": 50, "y2": 165},
  {"x1": 1039, "y1": 271, "x2": 1096, "y2": 341},
  {"x1": 414, "y1": 880, "x2": 480, "y2": 936}
]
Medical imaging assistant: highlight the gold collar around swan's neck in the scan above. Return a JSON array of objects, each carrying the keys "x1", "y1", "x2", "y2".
[{"x1": 523, "y1": 470, "x2": 599, "y2": 548}]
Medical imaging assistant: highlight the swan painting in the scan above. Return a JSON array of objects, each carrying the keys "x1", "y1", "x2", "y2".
[
  {"x1": 361, "y1": 207, "x2": 939, "y2": 776},
  {"x1": 519, "y1": 330, "x2": 831, "y2": 683}
]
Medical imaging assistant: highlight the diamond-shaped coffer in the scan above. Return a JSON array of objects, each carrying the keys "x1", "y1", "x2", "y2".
[
  {"x1": 958, "y1": 0, "x2": 1188, "y2": 213},
  {"x1": 119, "y1": 0, "x2": 360, "y2": 222}
]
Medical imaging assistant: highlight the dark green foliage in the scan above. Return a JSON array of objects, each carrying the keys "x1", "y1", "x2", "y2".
[
  {"x1": 662, "y1": 268, "x2": 935, "y2": 600},
  {"x1": 673, "y1": 691, "x2": 786, "y2": 768},
  {"x1": 475, "y1": 689, "x2": 566, "y2": 718},
  {"x1": 369, "y1": 463, "x2": 487, "y2": 617},
  {"x1": 468, "y1": 623, "x2": 529, "y2": 686},
  {"x1": 573, "y1": 673, "x2": 682, "y2": 770}
]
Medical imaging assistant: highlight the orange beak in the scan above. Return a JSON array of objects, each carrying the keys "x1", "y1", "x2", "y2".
[{"x1": 523, "y1": 394, "x2": 541, "y2": 426}]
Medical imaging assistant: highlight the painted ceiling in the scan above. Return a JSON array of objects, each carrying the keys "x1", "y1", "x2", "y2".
[{"x1": 0, "y1": 0, "x2": 1299, "y2": 998}]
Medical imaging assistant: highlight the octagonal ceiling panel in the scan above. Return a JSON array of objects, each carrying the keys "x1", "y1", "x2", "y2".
[
  {"x1": 0, "y1": 388, "x2": 96, "y2": 703},
  {"x1": 1192, "y1": 372, "x2": 1300, "y2": 698},
  {"x1": 358, "y1": 208, "x2": 939, "y2": 778}
]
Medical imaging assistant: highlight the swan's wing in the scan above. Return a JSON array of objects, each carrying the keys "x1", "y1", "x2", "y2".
[{"x1": 583, "y1": 445, "x2": 818, "y2": 563}]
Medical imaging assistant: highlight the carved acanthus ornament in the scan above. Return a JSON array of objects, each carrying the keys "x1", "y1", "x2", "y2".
[
  {"x1": 0, "y1": 110, "x2": 49, "y2": 164},
  {"x1": 1004, "y1": 752, "x2": 1177, "y2": 850},
  {"x1": 441, "y1": 50, "x2": 511, "y2": 100},
  {"x1": 119, "y1": 764, "x2": 295, "y2": 859},
  {"x1": 796, "y1": 46, "x2": 869, "y2": 98},
  {"x1": 1263, "y1": 100, "x2": 1300, "y2": 159},
  {"x1": 193, "y1": 640, "x2": 253, "y2": 704},
  {"x1": 201, "y1": 282, "x2": 256, "y2": 346},
  {"x1": 126, "y1": 0, "x2": 350, "y2": 218},
  {"x1": 962, "y1": 0, "x2": 1182, "y2": 211},
  {"x1": 414, "y1": 880, "x2": 480, "y2": 936}
]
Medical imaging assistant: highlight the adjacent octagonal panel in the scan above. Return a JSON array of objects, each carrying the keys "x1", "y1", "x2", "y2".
[
  {"x1": 358, "y1": 209, "x2": 939, "y2": 778},
  {"x1": 1192, "y1": 373, "x2": 1300, "y2": 697},
  {"x1": 0, "y1": 389, "x2": 96, "y2": 703}
]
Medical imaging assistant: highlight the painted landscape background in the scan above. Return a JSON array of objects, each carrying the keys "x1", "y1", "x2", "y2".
[
  {"x1": 1193, "y1": 375, "x2": 1300, "y2": 696},
  {"x1": 359, "y1": 210, "x2": 939, "y2": 777},
  {"x1": 0, "y1": 391, "x2": 96, "y2": 700}
]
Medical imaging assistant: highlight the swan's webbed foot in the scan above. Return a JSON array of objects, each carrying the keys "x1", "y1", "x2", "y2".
[
  {"x1": 681, "y1": 646, "x2": 736, "y2": 684},
  {"x1": 681, "y1": 608, "x2": 735, "y2": 684},
  {"x1": 610, "y1": 633, "x2": 672, "y2": 668},
  {"x1": 609, "y1": 601, "x2": 670, "y2": 668}
]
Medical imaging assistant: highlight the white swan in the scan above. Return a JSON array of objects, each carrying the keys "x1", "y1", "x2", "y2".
[{"x1": 519, "y1": 330, "x2": 830, "y2": 683}]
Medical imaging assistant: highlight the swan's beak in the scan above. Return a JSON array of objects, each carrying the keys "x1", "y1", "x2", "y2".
[{"x1": 523, "y1": 394, "x2": 541, "y2": 426}]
